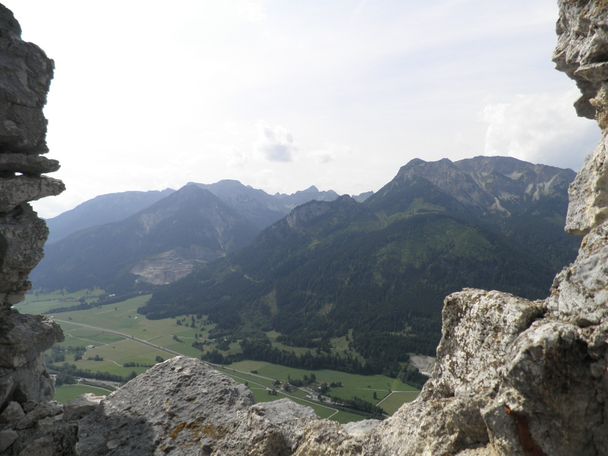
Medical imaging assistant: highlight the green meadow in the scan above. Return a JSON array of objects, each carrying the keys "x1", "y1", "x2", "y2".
[
  {"x1": 54, "y1": 384, "x2": 112, "y2": 404},
  {"x1": 18, "y1": 292, "x2": 419, "y2": 421}
]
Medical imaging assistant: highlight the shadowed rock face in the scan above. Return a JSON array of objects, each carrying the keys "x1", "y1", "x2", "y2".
[{"x1": 0, "y1": 3, "x2": 68, "y2": 455}]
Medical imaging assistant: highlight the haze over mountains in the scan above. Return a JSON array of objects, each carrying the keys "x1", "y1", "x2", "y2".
[
  {"x1": 46, "y1": 189, "x2": 175, "y2": 243},
  {"x1": 33, "y1": 182, "x2": 350, "y2": 290}
]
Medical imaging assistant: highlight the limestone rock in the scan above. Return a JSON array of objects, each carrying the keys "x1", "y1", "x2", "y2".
[
  {"x1": 548, "y1": 219, "x2": 608, "y2": 323},
  {"x1": 0, "y1": 429, "x2": 18, "y2": 453},
  {"x1": 63, "y1": 394, "x2": 104, "y2": 421},
  {"x1": 0, "y1": 5, "x2": 54, "y2": 155},
  {"x1": 564, "y1": 136, "x2": 608, "y2": 235},
  {"x1": 214, "y1": 399, "x2": 317, "y2": 455},
  {"x1": 0, "y1": 205, "x2": 51, "y2": 304},
  {"x1": 0, "y1": 401, "x2": 24, "y2": 424},
  {"x1": 0, "y1": 154, "x2": 60, "y2": 176},
  {"x1": 0, "y1": 311, "x2": 63, "y2": 369},
  {"x1": 293, "y1": 421, "x2": 367, "y2": 456},
  {"x1": 0, "y1": 176, "x2": 64, "y2": 213},
  {"x1": 553, "y1": 0, "x2": 608, "y2": 123},
  {"x1": 0, "y1": 4, "x2": 67, "y2": 454},
  {"x1": 77, "y1": 357, "x2": 255, "y2": 456},
  {"x1": 342, "y1": 419, "x2": 380, "y2": 437},
  {"x1": 425, "y1": 289, "x2": 546, "y2": 399}
]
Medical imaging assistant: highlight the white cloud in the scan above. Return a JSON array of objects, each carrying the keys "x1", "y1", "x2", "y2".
[
  {"x1": 482, "y1": 90, "x2": 601, "y2": 170},
  {"x1": 254, "y1": 123, "x2": 297, "y2": 162}
]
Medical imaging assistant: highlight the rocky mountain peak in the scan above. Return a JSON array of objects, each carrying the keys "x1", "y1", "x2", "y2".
[{"x1": 381, "y1": 155, "x2": 574, "y2": 217}]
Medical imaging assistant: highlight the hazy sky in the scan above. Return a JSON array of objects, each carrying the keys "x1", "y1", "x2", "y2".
[{"x1": 3, "y1": 0, "x2": 600, "y2": 218}]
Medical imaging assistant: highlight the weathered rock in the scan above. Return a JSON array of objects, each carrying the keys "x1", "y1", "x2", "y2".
[
  {"x1": 342, "y1": 419, "x2": 380, "y2": 437},
  {"x1": 0, "y1": 428, "x2": 17, "y2": 453},
  {"x1": 554, "y1": 0, "x2": 608, "y2": 123},
  {"x1": 293, "y1": 421, "x2": 367, "y2": 456},
  {"x1": 0, "y1": 4, "x2": 68, "y2": 455},
  {"x1": 0, "y1": 5, "x2": 53, "y2": 155},
  {"x1": 0, "y1": 205, "x2": 51, "y2": 303},
  {"x1": 14, "y1": 401, "x2": 62, "y2": 430},
  {"x1": 0, "y1": 176, "x2": 64, "y2": 213},
  {"x1": 424, "y1": 289, "x2": 546, "y2": 399},
  {"x1": 214, "y1": 399, "x2": 317, "y2": 455},
  {"x1": 0, "y1": 154, "x2": 59, "y2": 176},
  {"x1": 481, "y1": 321, "x2": 606, "y2": 456},
  {"x1": 0, "y1": 401, "x2": 24, "y2": 424},
  {"x1": 548, "y1": 219, "x2": 608, "y2": 323},
  {"x1": 0, "y1": 311, "x2": 63, "y2": 368},
  {"x1": 564, "y1": 136, "x2": 608, "y2": 235},
  {"x1": 77, "y1": 357, "x2": 255, "y2": 456},
  {"x1": 62, "y1": 394, "x2": 103, "y2": 421}
]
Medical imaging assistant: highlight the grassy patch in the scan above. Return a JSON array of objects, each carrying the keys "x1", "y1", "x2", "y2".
[
  {"x1": 227, "y1": 360, "x2": 418, "y2": 411},
  {"x1": 54, "y1": 384, "x2": 110, "y2": 404},
  {"x1": 28, "y1": 291, "x2": 419, "y2": 422}
]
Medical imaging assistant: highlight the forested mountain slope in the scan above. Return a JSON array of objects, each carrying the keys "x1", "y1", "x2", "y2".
[
  {"x1": 33, "y1": 185, "x2": 259, "y2": 290},
  {"x1": 142, "y1": 156, "x2": 579, "y2": 370}
]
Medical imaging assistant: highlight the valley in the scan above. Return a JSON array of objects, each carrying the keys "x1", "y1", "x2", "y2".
[
  {"x1": 27, "y1": 156, "x2": 582, "y2": 425},
  {"x1": 18, "y1": 291, "x2": 420, "y2": 424}
]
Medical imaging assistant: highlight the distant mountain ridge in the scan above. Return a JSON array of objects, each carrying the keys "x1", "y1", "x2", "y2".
[
  {"x1": 46, "y1": 189, "x2": 175, "y2": 244},
  {"x1": 142, "y1": 156, "x2": 580, "y2": 372},
  {"x1": 33, "y1": 184, "x2": 259, "y2": 290},
  {"x1": 34, "y1": 180, "x2": 346, "y2": 290},
  {"x1": 194, "y1": 180, "x2": 341, "y2": 230}
]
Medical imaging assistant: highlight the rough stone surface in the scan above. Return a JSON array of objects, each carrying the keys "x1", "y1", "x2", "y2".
[
  {"x1": 564, "y1": 136, "x2": 608, "y2": 234},
  {"x1": 0, "y1": 429, "x2": 18, "y2": 453},
  {"x1": 0, "y1": 4, "x2": 69, "y2": 456},
  {"x1": 62, "y1": 394, "x2": 103, "y2": 422},
  {"x1": 0, "y1": 153, "x2": 59, "y2": 175},
  {"x1": 0, "y1": 5, "x2": 53, "y2": 155},
  {"x1": 76, "y1": 358, "x2": 324, "y2": 456},
  {"x1": 0, "y1": 176, "x2": 64, "y2": 213},
  {"x1": 548, "y1": 218, "x2": 608, "y2": 323},
  {"x1": 0, "y1": 402, "x2": 23, "y2": 423}
]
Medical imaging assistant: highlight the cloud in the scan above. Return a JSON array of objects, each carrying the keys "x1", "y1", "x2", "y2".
[
  {"x1": 482, "y1": 90, "x2": 601, "y2": 170},
  {"x1": 254, "y1": 123, "x2": 297, "y2": 162}
]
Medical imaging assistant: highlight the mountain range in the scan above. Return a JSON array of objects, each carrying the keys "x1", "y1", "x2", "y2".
[
  {"x1": 33, "y1": 156, "x2": 580, "y2": 373},
  {"x1": 140, "y1": 156, "x2": 580, "y2": 371},
  {"x1": 46, "y1": 189, "x2": 175, "y2": 244},
  {"x1": 33, "y1": 182, "x2": 348, "y2": 290}
]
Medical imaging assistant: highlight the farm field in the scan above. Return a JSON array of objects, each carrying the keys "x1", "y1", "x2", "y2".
[
  {"x1": 54, "y1": 384, "x2": 111, "y2": 404},
  {"x1": 18, "y1": 292, "x2": 419, "y2": 421},
  {"x1": 226, "y1": 360, "x2": 418, "y2": 409}
]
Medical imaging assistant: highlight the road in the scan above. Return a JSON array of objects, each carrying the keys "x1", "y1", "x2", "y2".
[
  {"x1": 54, "y1": 319, "x2": 183, "y2": 357},
  {"x1": 54, "y1": 318, "x2": 342, "y2": 418},
  {"x1": 53, "y1": 317, "x2": 401, "y2": 420}
]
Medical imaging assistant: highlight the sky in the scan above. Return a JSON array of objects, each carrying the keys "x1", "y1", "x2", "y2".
[{"x1": 3, "y1": 0, "x2": 600, "y2": 218}]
